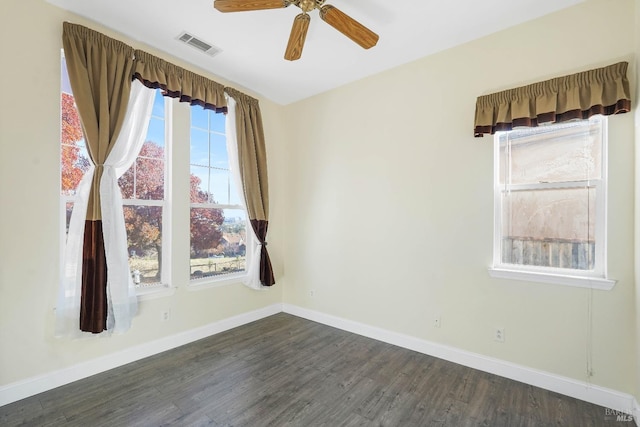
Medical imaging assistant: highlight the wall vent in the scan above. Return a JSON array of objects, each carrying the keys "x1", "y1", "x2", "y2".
[{"x1": 176, "y1": 32, "x2": 222, "y2": 57}]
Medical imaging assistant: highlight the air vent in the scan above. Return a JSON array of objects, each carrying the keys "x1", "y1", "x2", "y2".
[{"x1": 176, "y1": 32, "x2": 222, "y2": 57}]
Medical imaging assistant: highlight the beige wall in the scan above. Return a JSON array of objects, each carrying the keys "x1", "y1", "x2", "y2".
[
  {"x1": 0, "y1": 0, "x2": 285, "y2": 386},
  {"x1": 281, "y1": 0, "x2": 637, "y2": 397},
  {"x1": 634, "y1": 0, "x2": 640, "y2": 408}
]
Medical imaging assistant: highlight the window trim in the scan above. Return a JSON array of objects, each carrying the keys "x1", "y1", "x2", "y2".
[
  {"x1": 135, "y1": 282, "x2": 175, "y2": 300},
  {"x1": 487, "y1": 267, "x2": 615, "y2": 290},
  {"x1": 187, "y1": 269, "x2": 250, "y2": 290},
  {"x1": 490, "y1": 116, "x2": 616, "y2": 289}
]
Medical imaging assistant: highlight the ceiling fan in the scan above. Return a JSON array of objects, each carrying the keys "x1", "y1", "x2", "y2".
[{"x1": 213, "y1": 0, "x2": 379, "y2": 61}]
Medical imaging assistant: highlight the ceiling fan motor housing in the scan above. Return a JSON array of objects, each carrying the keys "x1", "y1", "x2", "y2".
[{"x1": 289, "y1": 0, "x2": 325, "y2": 12}]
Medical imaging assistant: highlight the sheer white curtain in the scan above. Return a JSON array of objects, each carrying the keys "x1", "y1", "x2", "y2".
[
  {"x1": 56, "y1": 80, "x2": 155, "y2": 337},
  {"x1": 56, "y1": 165, "x2": 93, "y2": 337},
  {"x1": 225, "y1": 95, "x2": 264, "y2": 290},
  {"x1": 101, "y1": 80, "x2": 155, "y2": 332}
]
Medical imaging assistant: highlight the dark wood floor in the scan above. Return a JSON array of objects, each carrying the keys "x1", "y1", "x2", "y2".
[{"x1": 0, "y1": 313, "x2": 625, "y2": 426}]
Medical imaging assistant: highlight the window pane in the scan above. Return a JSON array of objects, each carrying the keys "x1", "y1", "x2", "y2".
[
  {"x1": 501, "y1": 187, "x2": 596, "y2": 269},
  {"x1": 500, "y1": 119, "x2": 602, "y2": 185},
  {"x1": 60, "y1": 86, "x2": 90, "y2": 196},
  {"x1": 190, "y1": 128, "x2": 210, "y2": 167},
  {"x1": 119, "y1": 167, "x2": 135, "y2": 199},
  {"x1": 124, "y1": 205, "x2": 163, "y2": 284},
  {"x1": 209, "y1": 133, "x2": 229, "y2": 169},
  {"x1": 145, "y1": 117, "x2": 165, "y2": 151},
  {"x1": 151, "y1": 91, "x2": 165, "y2": 119},
  {"x1": 118, "y1": 155, "x2": 164, "y2": 200},
  {"x1": 229, "y1": 181, "x2": 243, "y2": 206},
  {"x1": 190, "y1": 106, "x2": 246, "y2": 282},
  {"x1": 209, "y1": 110, "x2": 225, "y2": 133},
  {"x1": 190, "y1": 165, "x2": 211, "y2": 203},
  {"x1": 118, "y1": 91, "x2": 166, "y2": 203},
  {"x1": 61, "y1": 58, "x2": 72, "y2": 94},
  {"x1": 190, "y1": 208, "x2": 247, "y2": 280},
  {"x1": 135, "y1": 157, "x2": 164, "y2": 200},
  {"x1": 191, "y1": 106, "x2": 209, "y2": 130},
  {"x1": 209, "y1": 168, "x2": 230, "y2": 205},
  {"x1": 61, "y1": 144, "x2": 90, "y2": 196},
  {"x1": 190, "y1": 107, "x2": 240, "y2": 206},
  {"x1": 149, "y1": 91, "x2": 165, "y2": 152}
]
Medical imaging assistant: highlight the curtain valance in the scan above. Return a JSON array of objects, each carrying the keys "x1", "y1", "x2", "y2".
[
  {"x1": 133, "y1": 49, "x2": 227, "y2": 113},
  {"x1": 63, "y1": 23, "x2": 228, "y2": 113},
  {"x1": 474, "y1": 62, "x2": 631, "y2": 137}
]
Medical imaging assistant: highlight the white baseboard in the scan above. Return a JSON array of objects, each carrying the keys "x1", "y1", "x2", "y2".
[
  {"x1": 282, "y1": 303, "x2": 638, "y2": 420},
  {"x1": 0, "y1": 303, "x2": 282, "y2": 407}
]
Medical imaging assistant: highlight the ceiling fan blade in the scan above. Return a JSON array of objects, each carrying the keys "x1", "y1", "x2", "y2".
[
  {"x1": 214, "y1": 0, "x2": 289, "y2": 13},
  {"x1": 319, "y1": 5, "x2": 379, "y2": 49},
  {"x1": 284, "y1": 13, "x2": 310, "y2": 61}
]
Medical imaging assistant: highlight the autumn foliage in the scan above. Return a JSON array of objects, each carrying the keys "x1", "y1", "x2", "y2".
[
  {"x1": 60, "y1": 93, "x2": 89, "y2": 194},
  {"x1": 190, "y1": 174, "x2": 224, "y2": 257},
  {"x1": 118, "y1": 142, "x2": 165, "y2": 200}
]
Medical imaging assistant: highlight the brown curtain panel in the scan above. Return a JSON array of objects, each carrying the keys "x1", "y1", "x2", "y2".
[
  {"x1": 474, "y1": 62, "x2": 631, "y2": 137},
  {"x1": 133, "y1": 49, "x2": 227, "y2": 112},
  {"x1": 226, "y1": 88, "x2": 275, "y2": 286},
  {"x1": 63, "y1": 22, "x2": 134, "y2": 332}
]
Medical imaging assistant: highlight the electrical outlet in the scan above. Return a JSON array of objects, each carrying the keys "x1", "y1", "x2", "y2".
[
  {"x1": 161, "y1": 310, "x2": 171, "y2": 322},
  {"x1": 309, "y1": 290, "x2": 315, "y2": 297},
  {"x1": 494, "y1": 327, "x2": 505, "y2": 342},
  {"x1": 433, "y1": 316, "x2": 441, "y2": 328}
]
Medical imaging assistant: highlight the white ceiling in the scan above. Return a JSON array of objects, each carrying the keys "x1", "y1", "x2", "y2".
[{"x1": 46, "y1": 0, "x2": 584, "y2": 105}]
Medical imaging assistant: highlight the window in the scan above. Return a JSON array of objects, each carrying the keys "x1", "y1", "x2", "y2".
[
  {"x1": 489, "y1": 116, "x2": 615, "y2": 289},
  {"x1": 60, "y1": 53, "x2": 170, "y2": 291},
  {"x1": 60, "y1": 53, "x2": 251, "y2": 293},
  {"x1": 189, "y1": 106, "x2": 248, "y2": 283},
  {"x1": 118, "y1": 91, "x2": 170, "y2": 288},
  {"x1": 60, "y1": 56, "x2": 90, "y2": 238}
]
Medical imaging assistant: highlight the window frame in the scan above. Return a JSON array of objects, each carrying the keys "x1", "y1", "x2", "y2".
[
  {"x1": 188, "y1": 107, "x2": 251, "y2": 289},
  {"x1": 488, "y1": 116, "x2": 616, "y2": 290}
]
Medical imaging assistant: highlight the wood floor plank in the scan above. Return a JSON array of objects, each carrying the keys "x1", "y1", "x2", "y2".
[
  {"x1": 0, "y1": 313, "x2": 628, "y2": 426},
  {"x1": 0, "y1": 397, "x2": 67, "y2": 427}
]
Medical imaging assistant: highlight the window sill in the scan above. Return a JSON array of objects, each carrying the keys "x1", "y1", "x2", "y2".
[
  {"x1": 488, "y1": 267, "x2": 616, "y2": 290},
  {"x1": 188, "y1": 273, "x2": 247, "y2": 291},
  {"x1": 136, "y1": 283, "x2": 176, "y2": 301}
]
